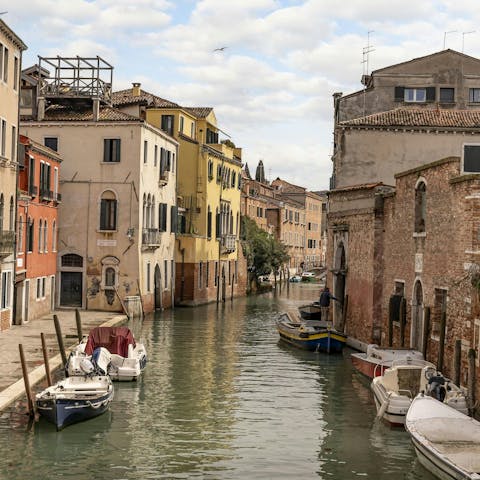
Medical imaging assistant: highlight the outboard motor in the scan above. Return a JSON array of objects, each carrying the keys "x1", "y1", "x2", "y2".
[
  {"x1": 79, "y1": 358, "x2": 95, "y2": 375},
  {"x1": 91, "y1": 347, "x2": 112, "y2": 376}
]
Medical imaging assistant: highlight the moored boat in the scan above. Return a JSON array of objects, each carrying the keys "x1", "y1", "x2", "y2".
[
  {"x1": 406, "y1": 394, "x2": 480, "y2": 480},
  {"x1": 371, "y1": 359, "x2": 468, "y2": 427},
  {"x1": 66, "y1": 326, "x2": 147, "y2": 381},
  {"x1": 351, "y1": 344, "x2": 424, "y2": 379},
  {"x1": 276, "y1": 312, "x2": 347, "y2": 353},
  {"x1": 36, "y1": 362, "x2": 113, "y2": 431},
  {"x1": 298, "y1": 303, "x2": 323, "y2": 321}
]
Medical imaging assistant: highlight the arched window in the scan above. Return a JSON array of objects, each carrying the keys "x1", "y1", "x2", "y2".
[
  {"x1": 17, "y1": 215, "x2": 23, "y2": 253},
  {"x1": 151, "y1": 195, "x2": 155, "y2": 228},
  {"x1": 44, "y1": 219, "x2": 48, "y2": 252},
  {"x1": 52, "y1": 220, "x2": 57, "y2": 251},
  {"x1": 100, "y1": 190, "x2": 117, "y2": 231},
  {"x1": 207, "y1": 206, "x2": 212, "y2": 238},
  {"x1": 415, "y1": 181, "x2": 426, "y2": 233},
  {"x1": 142, "y1": 194, "x2": 146, "y2": 229},
  {"x1": 101, "y1": 256, "x2": 119, "y2": 290},
  {"x1": 27, "y1": 218, "x2": 34, "y2": 252},
  {"x1": 9, "y1": 196, "x2": 14, "y2": 230},
  {"x1": 38, "y1": 219, "x2": 43, "y2": 252},
  {"x1": 61, "y1": 253, "x2": 83, "y2": 267}
]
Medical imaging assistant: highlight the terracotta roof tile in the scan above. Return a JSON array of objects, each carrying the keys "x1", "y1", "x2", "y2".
[
  {"x1": 38, "y1": 105, "x2": 143, "y2": 122},
  {"x1": 183, "y1": 107, "x2": 213, "y2": 118},
  {"x1": 340, "y1": 108, "x2": 480, "y2": 129},
  {"x1": 112, "y1": 88, "x2": 179, "y2": 108}
]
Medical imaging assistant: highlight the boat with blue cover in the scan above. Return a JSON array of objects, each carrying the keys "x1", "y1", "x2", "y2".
[{"x1": 276, "y1": 312, "x2": 347, "y2": 353}]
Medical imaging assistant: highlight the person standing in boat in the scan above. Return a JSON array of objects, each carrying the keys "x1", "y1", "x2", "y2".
[{"x1": 319, "y1": 286, "x2": 339, "y2": 324}]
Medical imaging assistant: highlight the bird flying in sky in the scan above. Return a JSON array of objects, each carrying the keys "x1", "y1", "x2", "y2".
[{"x1": 213, "y1": 47, "x2": 228, "y2": 52}]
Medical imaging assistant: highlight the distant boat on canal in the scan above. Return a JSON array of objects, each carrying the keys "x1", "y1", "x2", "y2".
[
  {"x1": 298, "y1": 303, "x2": 322, "y2": 321},
  {"x1": 276, "y1": 312, "x2": 347, "y2": 353}
]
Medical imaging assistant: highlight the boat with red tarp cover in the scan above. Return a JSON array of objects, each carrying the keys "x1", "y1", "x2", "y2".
[{"x1": 66, "y1": 326, "x2": 147, "y2": 381}]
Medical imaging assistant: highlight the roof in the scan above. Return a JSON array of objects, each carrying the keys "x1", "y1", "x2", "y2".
[
  {"x1": 183, "y1": 107, "x2": 213, "y2": 118},
  {"x1": 0, "y1": 19, "x2": 27, "y2": 51},
  {"x1": 372, "y1": 49, "x2": 480, "y2": 75},
  {"x1": 329, "y1": 182, "x2": 384, "y2": 193},
  {"x1": 22, "y1": 105, "x2": 143, "y2": 123},
  {"x1": 339, "y1": 108, "x2": 480, "y2": 129},
  {"x1": 112, "y1": 88, "x2": 180, "y2": 108}
]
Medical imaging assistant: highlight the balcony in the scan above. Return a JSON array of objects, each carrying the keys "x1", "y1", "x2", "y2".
[
  {"x1": 0, "y1": 231, "x2": 15, "y2": 258},
  {"x1": 220, "y1": 234, "x2": 236, "y2": 254},
  {"x1": 159, "y1": 171, "x2": 169, "y2": 186},
  {"x1": 142, "y1": 228, "x2": 161, "y2": 249},
  {"x1": 54, "y1": 192, "x2": 62, "y2": 203},
  {"x1": 40, "y1": 188, "x2": 53, "y2": 201},
  {"x1": 29, "y1": 185, "x2": 38, "y2": 197}
]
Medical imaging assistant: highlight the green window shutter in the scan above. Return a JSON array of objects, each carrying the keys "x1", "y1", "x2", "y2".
[
  {"x1": 104, "y1": 139, "x2": 110, "y2": 162},
  {"x1": 394, "y1": 86, "x2": 404, "y2": 102},
  {"x1": 426, "y1": 87, "x2": 436, "y2": 102},
  {"x1": 170, "y1": 205, "x2": 177, "y2": 233}
]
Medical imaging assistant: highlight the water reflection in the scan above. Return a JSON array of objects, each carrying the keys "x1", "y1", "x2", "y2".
[{"x1": 0, "y1": 284, "x2": 437, "y2": 479}]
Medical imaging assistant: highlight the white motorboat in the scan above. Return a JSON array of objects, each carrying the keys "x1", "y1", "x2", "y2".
[
  {"x1": 351, "y1": 344, "x2": 424, "y2": 379},
  {"x1": 66, "y1": 326, "x2": 147, "y2": 381},
  {"x1": 406, "y1": 394, "x2": 480, "y2": 480},
  {"x1": 36, "y1": 357, "x2": 113, "y2": 430},
  {"x1": 371, "y1": 359, "x2": 468, "y2": 426}
]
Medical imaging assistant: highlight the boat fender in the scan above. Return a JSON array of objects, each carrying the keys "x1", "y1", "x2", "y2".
[{"x1": 377, "y1": 392, "x2": 392, "y2": 418}]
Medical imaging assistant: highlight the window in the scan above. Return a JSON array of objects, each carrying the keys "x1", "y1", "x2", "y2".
[
  {"x1": 232, "y1": 171, "x2": 236, "y2": 187},
  {"x1": 146, "y1": 262, "x2": 151, "y2": 292},
  {"x1": 179, "y1": 116, "x2": 184, "y2": 134},
  {"x1": 414, "y1": 181, "x2": 426, "y2": 233},
  {"x1": 143, "y1": 140, "x2": 148, "y2": 164},
  {"x1": 208, "y1": 160, "x2": 214, "y2": 180},
  {"x1": 38, "y1": 219, "x2": 43, "y2": 252},
  {"x1": 17, "y1": 215, "x2": 23, "y2": 253},
  {"x1": 100, "y1": 191, "x2": 117, "y2": 230},
  {"x1": 28, "y1": 155, "x2": 35, "y2": 196},
  {"x1": 1, "y1": 119, "x2": 6, "y2": 157},
  {"x1": 1, "y1": 270, "x2": 11, "y2": 308},
  {"x1": 44, "y1": 220, "x2": 48, "y2": 252},
  {"x1": 463, "y1": 145, "x2": 480, "y2": 173},
  {"x1": 52, "y1": 221, "x2": 57, "y2": 251},
  {"x1": 170, "y1": 205, "x2": 178, "y2": 233},
  {"x1": 103, "y1": 139, "x2": 121, "y2": 163},
  {"x1": 161, "y1": 115, "x2": 174, "y2": 136},
  {"x1": 54, "y1": 167, "x2": 59, "y2": 200},
  {"x1": 27, "y1": 218, "x2": 34, "y2": 252},
  {"x1": 13, "y1": 56, "x2": 18, "y2": 91},
  {"x1": 405, "y1": 88, "x2": 426, "y2": 102},
  {"x1": 3, "y1": 46, "x2": 7, "y2": 83},
  {"x1": 190, "y1": 122, "x2": 195, "y2": 138},
  {"x1": 159, "y1": 203, "x2": 168, "y2": 232},
  {"x1": 470, "y1": 88, "x2": 480, "y2": 103},
  {"x1": 105, "y1": 268, "x2": 115, "y2": 287},
  {"x1": 8, "y1": 196, "x2": 13, "y2": 229},
  {"x1": 207, "y1": 206, "x2": 212, "y2": 238},
  {"x1": 0, "y1": 44, "x2": 3, "y2": 83},
  {"x1": 36, "y1": 277, "x2": 46, "y2": 299},
  {"x1": 61, "y1": 254, "x2": 83, "y2": 267},
  {"x1": 154, "y1": 145, "x2": 158, "y2": 166},
  {"x1": 206, "y1": 128, "x2": 218, "y2": 144},
  {"x1": 11, "y1": 125, "x2": 16, "y2": 162},
  {"x1": 44, "y1": 137, "x2": 58, "y2": 152},
  {"x1": 439, "y1": 88, "x2": 454, "y2": 103}
]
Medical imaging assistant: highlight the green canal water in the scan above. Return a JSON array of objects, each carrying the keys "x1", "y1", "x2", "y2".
[{"x1": 0, "y1": 283, "x2": 436, "y2": 479}]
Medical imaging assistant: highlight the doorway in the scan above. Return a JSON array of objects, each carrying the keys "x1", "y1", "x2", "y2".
[
  {"x1": 333, "y1": 243, "x2": 346, "y2": 329},
  {"x1": 154, "y1": 264, "x2": 162, "y2": 310},
  {"x1": 60, "y1": 272, "x2": 82, "y2": 307}
]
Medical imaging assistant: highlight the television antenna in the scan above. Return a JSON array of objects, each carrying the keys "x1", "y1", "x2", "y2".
[
  {"x1": 361, "y1": 30, "x2": 375, "y2": 116},
  {"x1": 443, "y1": 30, "x2": 457, "y2": 49},
  {"x1": 462, "y1": 31, "x2": 476, "y2": 53}
]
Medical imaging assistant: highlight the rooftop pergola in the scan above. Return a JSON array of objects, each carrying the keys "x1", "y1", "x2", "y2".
[{"x1": 37, "y1": 56, "x2": 113, "y2": 105}]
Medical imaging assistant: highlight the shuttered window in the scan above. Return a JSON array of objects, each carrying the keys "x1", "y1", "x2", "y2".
[
  {"x1": 103, "y1": 139, "x2": 121, "y2": 163},
  {"x1": 170, "y1": 205, "x2": 178, "y2": 233},
  {"x1": 159, "y1": 203, "x2": 168, "y2": 232}
]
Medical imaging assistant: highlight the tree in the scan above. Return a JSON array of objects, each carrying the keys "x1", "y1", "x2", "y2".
[{"x1": 241, "y1": 216, "x2": 289, "y2": 288}]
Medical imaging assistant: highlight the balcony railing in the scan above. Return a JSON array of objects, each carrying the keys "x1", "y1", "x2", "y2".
[
  {"x1": 220, "y1": 234, "x2": 236, "y2": 254},
  {"x1": 159, "y1": 171, "x2": 169, "y2": 186},
  {"x1": 142, "y1": 228, "x2": 161, "y2": 248},
  {"x1": 40, "y1": 188, "x2": 53, "y2": 201},
  {"x1": 0, "y1": 230, "x2": 15, "y2": 258},
  {"x1": 29, "y1": 185, "x2": 38, "y2": 197}
]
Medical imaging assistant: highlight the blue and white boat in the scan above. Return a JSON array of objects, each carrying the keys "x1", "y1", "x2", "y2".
[
  {"x1": 276, "y1": 312, "x2": 347, "y2": 353},
  {"x1": 36, "y1": 353, "x2": 114, "y2": 430}
]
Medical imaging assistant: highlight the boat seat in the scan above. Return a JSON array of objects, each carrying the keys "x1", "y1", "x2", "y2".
[
  {"x1": 415, "y1": 418, "x2": 480, "y2": 443},
  {"x1": 110, "y1": 354, "x2": 125, "y2": 367},
  {"x1": 397, "y1": 368, "x2": 421, "y2": 397}
]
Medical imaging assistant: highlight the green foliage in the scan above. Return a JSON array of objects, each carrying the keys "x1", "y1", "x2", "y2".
[
  {"x1": 241, "y1": 216, "x2": 289, "y2": 280},
  {"x1": 221, "y1": 139, "x2": 236, "y2": 149}
]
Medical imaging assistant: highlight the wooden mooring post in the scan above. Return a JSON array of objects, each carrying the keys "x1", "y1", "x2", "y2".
[
  {"x1": 19, "y1": 344, "x2": 34, "y2": 417},
  {"x1": 454, "y1": 339, "x2": 462, "y2": 388},
  {"x1": 399, "y1": 298, "x2": 406, "y2": 347},
  {"x1": 468, "y1": 348, "x2": 476, "y2": 416},
  {"x1": 422, "y1": 306, "x2": 430, "y2": 359},
  {"x1": 75, "y1": 308, "x2": 83, "y2": 342},
  {"x1": 40, "y1": 333, "x2": 52, "y2": 387},
  {"x1": 53, "y1": 314, "x2": 67, "y2": 367}
]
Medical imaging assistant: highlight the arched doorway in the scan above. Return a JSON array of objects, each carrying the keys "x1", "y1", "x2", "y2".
[
  {"x1": 411, "y1": 280, "x2": 424, "y2": 350},
  {"x1": 154, "y1": 264, "x2": 162, "y2": 310},
  {"x1": 60, "y1": 253, "x2": 83, "y2": 307},
  {"x1": 333, "y1": 243, "x2": 346, "y2": 329}
]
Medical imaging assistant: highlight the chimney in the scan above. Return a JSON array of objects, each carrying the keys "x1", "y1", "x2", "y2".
[
  {"x1": 132, "y1": 82, "x2": 141, "y2": 96},
  {"x1": 92, "y1": 98, "x2": 100, "y2": 122}
]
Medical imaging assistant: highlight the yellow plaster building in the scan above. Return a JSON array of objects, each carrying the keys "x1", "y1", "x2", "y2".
[{"x1": 113, "y1": 86, "x2": 245, "y2": 305}]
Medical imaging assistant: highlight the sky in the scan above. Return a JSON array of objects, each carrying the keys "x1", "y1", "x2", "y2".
[{"x1": 3, "y1": 0, "x2": 480, "y2": 190}]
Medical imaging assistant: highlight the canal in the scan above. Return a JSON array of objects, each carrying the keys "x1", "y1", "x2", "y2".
[{"x1": 0, "y1": 283, "x2": 436, "y2": 479}]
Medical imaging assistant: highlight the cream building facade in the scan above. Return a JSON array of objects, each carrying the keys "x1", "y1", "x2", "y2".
[
  {"x1": 20, "y1": 59, "x2": 177, "y2": 313},
  {"x1": 0, "y1": 20, "x2": 26, "y2": 329}
]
